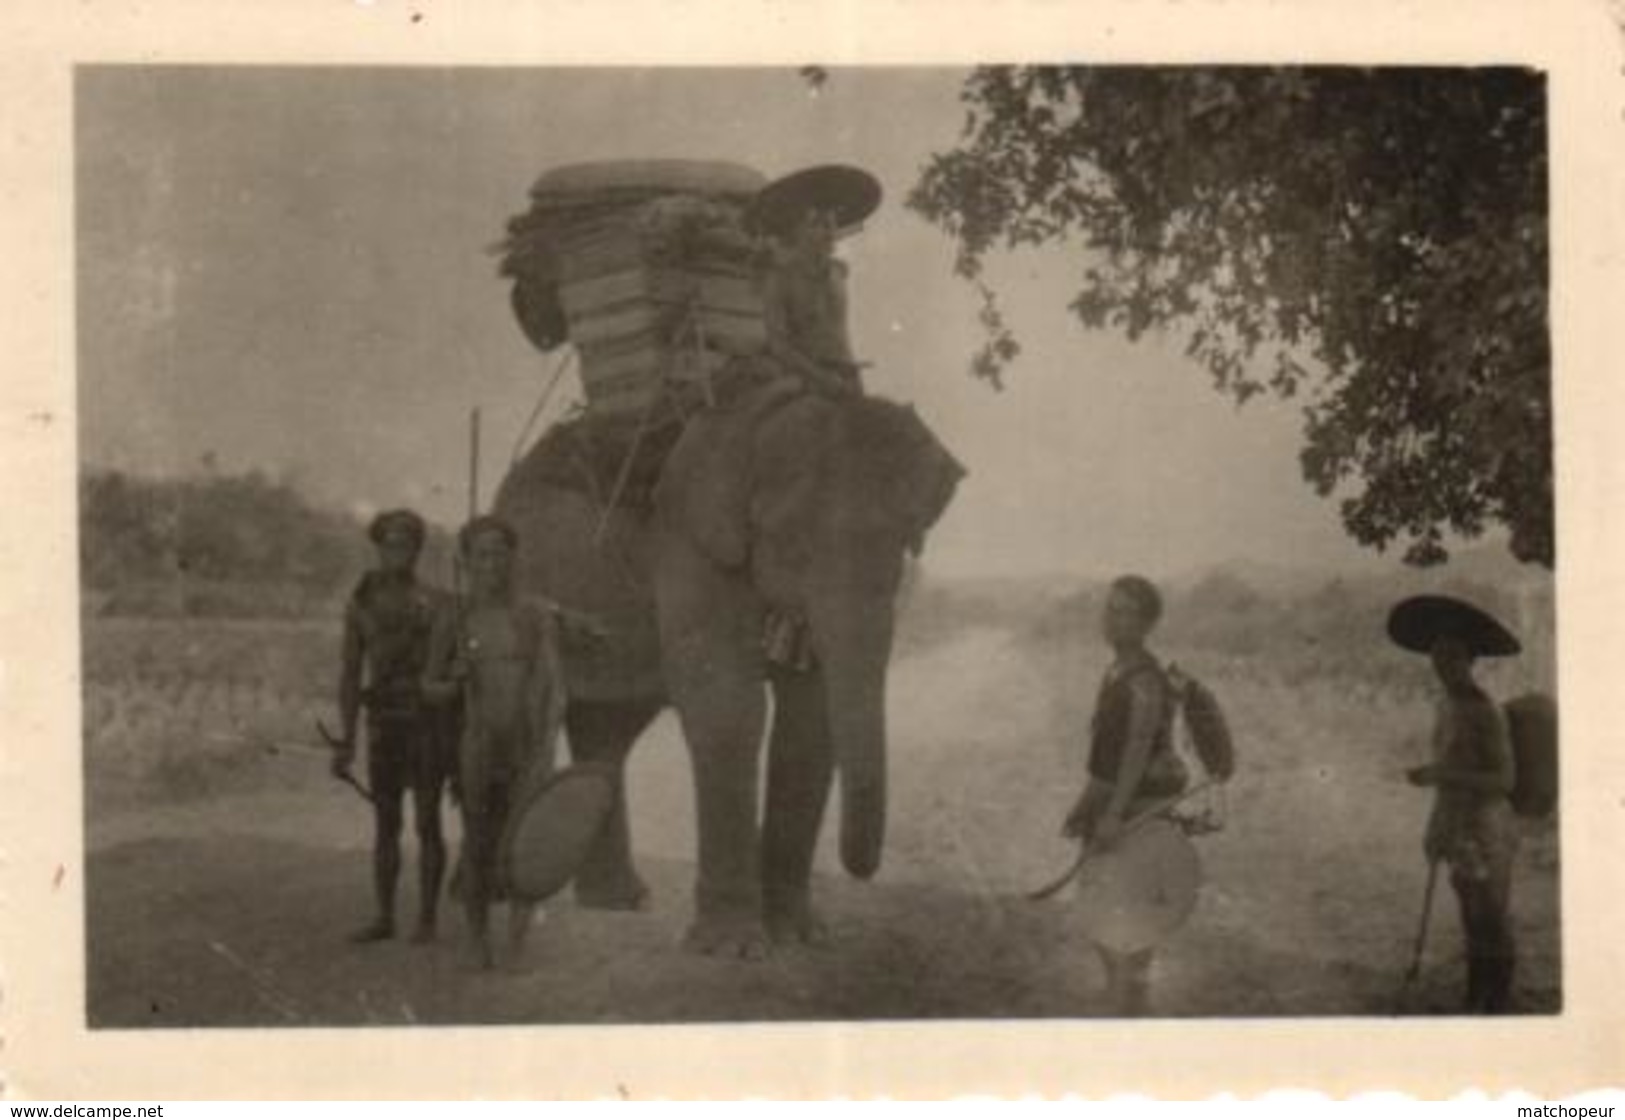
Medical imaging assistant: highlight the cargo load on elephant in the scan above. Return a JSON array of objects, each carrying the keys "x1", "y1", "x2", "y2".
[
  {"x1": 497, "y1": 159, "x2": 771, "y2": 422},
  {"x1": 493, "y1": 159, "x2": 795, "y2": 518},
  {"x1": 483, "y1": 162, "x2": 968, "y2": 938}
]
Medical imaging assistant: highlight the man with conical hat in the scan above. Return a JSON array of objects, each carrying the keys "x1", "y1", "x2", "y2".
[
  {"x1": 748, "y1": 163, "x2": 882, "y2": 399},
  {"x1": 747, "y1": 164, "x2": 885, "y2": 675},
  {"x1": 1388, "y1": 594, "x2": 1523, "y2": 1013}
]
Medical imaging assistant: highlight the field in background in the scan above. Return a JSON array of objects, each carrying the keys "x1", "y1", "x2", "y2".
[
  {"x1": 83, "y1": 618, "x2": 339, "y2": 811},
  {"x1": 881, "y1": 562, "x2": 1558, "y2": 1017},
  {"x1": 81, "y1": 560, "x2": 1560, "y2": 1023}
]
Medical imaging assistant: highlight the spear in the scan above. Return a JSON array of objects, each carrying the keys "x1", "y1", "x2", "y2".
[
  {"x1": 453, "y1": 406, "x2": 480, "y2": 629},
  {"x1": 467, "y1": 407, "x2": 482, "y2": 520},
  {"x1": 451, "y1": 407, "x2": 484, "y2": 807}
]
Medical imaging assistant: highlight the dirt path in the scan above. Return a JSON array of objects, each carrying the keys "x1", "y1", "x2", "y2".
[
  {"x1": 85, "y1": 629, "x2": 1561, "y2": 1026},
  {"x1": 86, "y1": 789, "x2": 1099, "y2": 1026},
  {"x1": 88, "y1": 736, "x2": 1114, "y2": 1027},
  {"x1": 81, "y1": 798, "x2": 1364, "y2": 1026}
]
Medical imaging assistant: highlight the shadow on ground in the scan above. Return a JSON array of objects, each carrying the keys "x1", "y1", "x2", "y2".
[{"x1": 87, "y1": 827, "x2": 1554, "y2": 1027}]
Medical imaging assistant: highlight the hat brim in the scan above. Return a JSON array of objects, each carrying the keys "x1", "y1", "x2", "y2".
[
  {"x1": 747, "y1": 164, "x2": 882, "y2": 238},
  {"x1": 368, "y1": 510, "x2": 427, "y2": 546},
  {"x1": 1387, "y1": 595, "x2": 1522, "y2": 657}
]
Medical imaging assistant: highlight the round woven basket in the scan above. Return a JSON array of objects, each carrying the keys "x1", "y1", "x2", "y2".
[
  {"x1": 529, "y1": 159, "x2": 767, "y2": 203},
  {"x1": 1072, "y1": 819, "x2": 1203, "y2": 953},
  {"x1": 501, "y1": 762, "x2": 618, "y2": 903}
]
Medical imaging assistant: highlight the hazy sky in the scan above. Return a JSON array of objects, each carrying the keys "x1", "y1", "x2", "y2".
[{"x1": 76, "y1": 65, "x2": 1389, "y2": 581}]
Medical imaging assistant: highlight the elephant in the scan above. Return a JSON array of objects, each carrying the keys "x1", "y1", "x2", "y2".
[{"x1": 492, "y1": 383, "x2": 964, "y2": 956}]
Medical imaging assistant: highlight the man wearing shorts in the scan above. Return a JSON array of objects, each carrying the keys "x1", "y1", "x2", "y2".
[{"x1": 333, "y1": 509, "x2": 452, "y2": 944}]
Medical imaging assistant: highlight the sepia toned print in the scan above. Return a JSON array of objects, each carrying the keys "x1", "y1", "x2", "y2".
[
  {"x1": 73, "y1": 64, "x2": 1560, "y2": 1028},
  {"x1": 6, "y1": 2, "x2": 1624, "y2": 1097}
]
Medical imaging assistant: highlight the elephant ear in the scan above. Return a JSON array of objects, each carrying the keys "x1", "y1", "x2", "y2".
[
  {"x1": 653, "y1": 382, "x2": 808, "y2": 571},
  {"x1": 836, "y1": 400, "x2": 966, "y2": 549},
  {"x1": 749, "y1": 396, "x2": 838, "y2": 581},
  {"x1": 892, "y1": 404, "x2": 966, "y2": 552}
]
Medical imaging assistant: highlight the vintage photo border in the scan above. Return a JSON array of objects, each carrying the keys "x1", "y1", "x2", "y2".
[{"x1": 1, "y1": 0, "x2": 1621, "y2": 1099}]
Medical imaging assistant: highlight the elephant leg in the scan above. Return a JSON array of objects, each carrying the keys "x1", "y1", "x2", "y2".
[
  {"x1": 678, "y1": 683, "x2": 770, "y2": 959},
  {"x1": 657, "y1": 539, "x2": 772, "y2": 959},
  {"x1": 566, "y1": 697, "x2": 663, "y2": 911},
  {"x1": 762, "y1": 666, "x2": 835, "y2": 946}
]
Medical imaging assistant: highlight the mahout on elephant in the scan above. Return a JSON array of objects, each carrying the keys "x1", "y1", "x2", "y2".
[{"x1": 490, "y1": 159, "x2": 965, "y2": 957}]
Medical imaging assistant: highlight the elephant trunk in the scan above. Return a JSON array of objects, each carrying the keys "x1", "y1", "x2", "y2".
[{"x1": 809, "y1": 592, "x2": 894, "y2": 880}]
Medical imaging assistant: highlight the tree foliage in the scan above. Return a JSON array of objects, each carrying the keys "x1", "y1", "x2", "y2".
[{"x1": 909, "y1": 67, "x2": 1551, "y2": 566}]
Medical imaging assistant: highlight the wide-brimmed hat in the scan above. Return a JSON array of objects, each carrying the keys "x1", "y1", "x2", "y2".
[
  {"x1": 746, "y1": 163, "x2": 882, "y2": 239},
  {"x1": 1386, "y1": 594, "x2": 1522, "y2": 657}
]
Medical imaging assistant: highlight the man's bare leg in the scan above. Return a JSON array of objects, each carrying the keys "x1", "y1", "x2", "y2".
[
  {"x1": 410, "y1": 777, "x2": 446, "y2": 944},
  {"x1": 504, "y1": 902, "x2": 538, "y2": 970},
  {"x1": 460, "y1": 800, "x2": 497, "y2": 970},
  {"x1": 1097, "y1": 946, "x2": 1154, "y2": 1017},
  {"x1": 351, "y1": 784, "x2": 402, "y2": 943}
]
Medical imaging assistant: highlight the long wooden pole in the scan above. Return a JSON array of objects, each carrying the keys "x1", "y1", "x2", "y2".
[
  {"x1": 468, "y1": 407, "x2": 482, "y2": 519},
  {"x1": 1405, "y1": 859, "x2": 1441, "y2": 982},
  {"x1": 454, "y1": 407, "x2": 482, "y2": 814},
  {"x1": 1392, "y1": 858, "x2": 1442, "y2": 1011}
]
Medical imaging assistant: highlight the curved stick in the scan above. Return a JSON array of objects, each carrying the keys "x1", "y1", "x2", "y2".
[
  {"x1": 1027, "y1": 781, "x2": 1215, "y2": 902},
  {"x1": 314, "y1": 719, "x2": 376, "y2": 804}
]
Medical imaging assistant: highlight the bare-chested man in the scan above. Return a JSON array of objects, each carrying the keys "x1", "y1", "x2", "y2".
[
  {"x1": 422, "y1": 514, "x2": 565, "y2": 969},
  {"x1": 1061, "y1": 575, "x2": 1192, "y2": 1016}
]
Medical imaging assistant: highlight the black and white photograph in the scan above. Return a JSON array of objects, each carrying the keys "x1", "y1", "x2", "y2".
[{"x1": 69, "y1": 60, "x2": 1563, "y2": 1034}]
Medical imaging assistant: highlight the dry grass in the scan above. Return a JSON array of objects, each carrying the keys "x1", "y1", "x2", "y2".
[
  {"x1": 880, "y1": 619, "x2": 1560, "y2": 1016},
  {"x1": 82, "y1": 618, "x2": 339, "y2": 807}
]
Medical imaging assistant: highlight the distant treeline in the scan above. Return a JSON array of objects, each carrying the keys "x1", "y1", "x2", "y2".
[
  {"x1": 83, "y1": 469, "x2": 1556, "y2": 688},
  {"x1": 900, "y1": 564, "x2": 1555, "y2": 692},
  {"x1": 79, "y1": 469, "x2": 453, "y2": 618}
]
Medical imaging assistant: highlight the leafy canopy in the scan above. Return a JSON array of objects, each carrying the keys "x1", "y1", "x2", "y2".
[{"x1": 909, "y1": 67, "x2": 1550, "y2": 567}]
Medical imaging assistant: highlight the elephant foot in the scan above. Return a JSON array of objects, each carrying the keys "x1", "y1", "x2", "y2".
[
  {"x1": 504, "y1": 902, "x2": 537, "y2": 968},
  {"x1": 682, "y1": 914, "x2": 771, "y2": 961},
  {"x1": 574, "y1": 873, "x2": 651, "y2": 912},
  {"x1": 765, "y1": 897, "x2": 829, "y2": 948}
]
